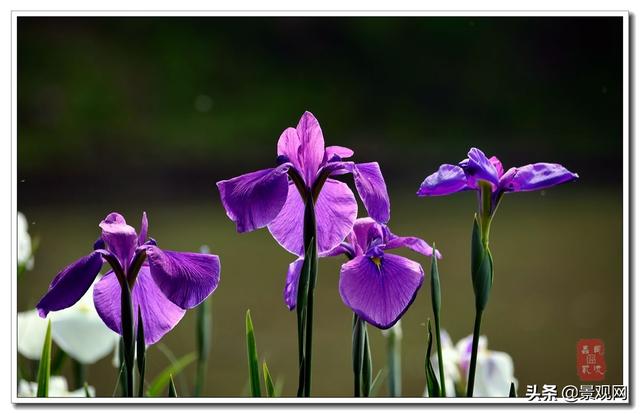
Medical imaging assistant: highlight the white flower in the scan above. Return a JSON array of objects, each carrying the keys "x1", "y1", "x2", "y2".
[
  {"x1": 18, "y1": 376, "x2": 95, "y2": 397},
  {"x1": 17, "y1": 309, "x2": 49, "y2": 360},
  {"x1": 17, "y1": 212, "x2": 34, "y2": 270},
  {"x1": 426, "y1": 330, "x2": 517, "y2": 397},
  {"x1": 17, "y1": 280, "x2": 118, "y2": 364}
]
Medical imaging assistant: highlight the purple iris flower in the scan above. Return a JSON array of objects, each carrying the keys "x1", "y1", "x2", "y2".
[
  {"x1": 284, "y1": 218, "x2": 441, "y2": 329},
  {"x1": 36, "y1": 212, "x2": 220, "y2": 345},
  {"x1": 417, "y1": 147, "x2": 579, "y2": 213},
  {"x1": 216, "y1": 111, "x2": 390, "y2": 256}
]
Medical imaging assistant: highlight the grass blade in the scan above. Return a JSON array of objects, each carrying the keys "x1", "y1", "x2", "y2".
[
  {"x1": 263, "y1": 361, "x2": 275, "y2": 397},
  {"x1": 168, "y1": 375, "x2": 178, "y2": 397},
  {"x1": 36, "y1": 320, "x2": 52, "y2": 397},
  {"x1": 245, "y1": 310, "x2": 261, "y2": 397},
  {"x1": 430, "y1": 245, "x2": 446, "y2": 397},
  {"x1": 424, "y1": 320, "x2": 441, "y2": 397},
  {"x1": 194, "y1": 297, "x2": 211, "y2": 396},
  {"x1": 146, "y1": 352, "x2": 196, "y2": 397}
]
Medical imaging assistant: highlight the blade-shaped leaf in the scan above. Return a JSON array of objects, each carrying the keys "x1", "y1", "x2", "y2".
[
  {"x1": 194, "y1": 297, "x2": 211, "y2": 397},
  {"x1": 136, "y1": 307, "x2": 146, "y2": 397},
  {"x1": 83, "y1": 382, "x2": 92, "y2": 398},
  {"x1": 263, "y1": 361, "x2": 275, "y2": 397},
  {"x1": 245, "y1": 310, "x2": 261, "y2": 397},
  {"x1": 168, "y1": 375, "x2": 177, "y2": 397},
  {"x1": 471, "y1": 215, "x2": 493, "y2": 312},
  {"x1": 369, "y1": 369, "x2": 386, "y2": 397},
  {"x1": 146, "y1": 352, "x2": 196, "y2": 397},
  {"x1": 509, "y1": 382, "x2": 517, "y2": 397},
  {"x1": 36, "y1": 320, "x2": 52, "y2": 397},
  {"x1": 430, "y1": 245, "x2": 446, "y2": 397},
  {"x1": 424, "y1": 320, "x2": 441, "y2": 397},
  {"x1": 362, "y1": 325, "x2": 372, "y2": 397}
]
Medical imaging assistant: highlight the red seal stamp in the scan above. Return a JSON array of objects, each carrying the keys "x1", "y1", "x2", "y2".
[{"x1": 577, "y1": 339, "x2": 606, "y2": 381}]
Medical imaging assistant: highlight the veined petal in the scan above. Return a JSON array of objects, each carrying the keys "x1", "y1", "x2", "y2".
[
  {"x1": 216, "y1": 164, "x2": 291, "y2": 233},
  {"x1": 339, "y1": 253, "x2": 424, "y2": 329},
  {"x1": 268, "y1": 179, "x2": 358, "y2": 256},
  {"x1": 501, "y1": 163, "x2": 579, "y2": 192},
  {"x1": 93, "y1": 267, "x2": 187, "y2": 345},
  {"x1": 351, "y1": 217, "x2": 378, "y2": 255},
  {"x1": 283, "y1": 257, "x2": 304, "y2": 310},
  {"x1": 353, "y1": 162, "x2": 390, "y2": 224},
  {"x1": 277, "y1": 127, "x2": 303, "y2": 172},
  {"x1": 146, "y1": 246, "x2": 220, "y2": 309},
  {"x1": 417, "y1": 164, "x2": 469, "y2": 197},
  {"x1": 296, "y1": 111, "x2": 326, "y2": 184},
  {"x1": 99, "y1": 213, "x2": 138, "y2": 269},
  {"x1": 384, "y1": 235, "x2": 441, "y2": 258},
  {"x1": 36, "y1": 251, "x2": 103, "y2": 318}
]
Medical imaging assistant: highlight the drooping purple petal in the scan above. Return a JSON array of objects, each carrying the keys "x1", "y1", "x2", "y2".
[
  {"x1": 36, "y1": 251, "x2": 103, "y2": 318},
  {"x1": 216, "y1": 164, "x2": 291, "y2": 233},
  {"x1": 417, "y1": 164, "x2": 469, "y2": 197},
  {"x1": 138, "y1": 212, "x2": 148, "y2": 245},
  {"x1": 145, "y1": 246, "x2": 221, "y2": 309},
  {"x1": 461, "y1": 148, "x2": 500, "y2": 188},
  {"x1": 352, "y1": 162, "x2": 390, "y2": 224},
  {"x1": 93, "y1": 267, "x2": 186, "y2": 345},
  {"x1": 383, "y1": 235, "x2": 441, "y2": 258},
  {"x1": 500, "y1": 163, "x2": 579, "y2": 192},
  {"x1": 295, "y1": 111, "x2": 326, "y2": 184},
  {"x1": 99, "y1": 213, "x2": 138, "y2": 269},
  {"x1": 339, "y1": 253, "x2": 424, "y2": 329},
  {"x1": 283, "y1": 257, "x2": 304, "y2": 310},
  {"x1": 268, "y1": 178, "x2": 357, "y2": 256}
]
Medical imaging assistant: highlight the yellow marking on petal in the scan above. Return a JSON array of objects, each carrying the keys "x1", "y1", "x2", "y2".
[{"x1": 371, "y1": 257, "x2": 382, "y2": 268}]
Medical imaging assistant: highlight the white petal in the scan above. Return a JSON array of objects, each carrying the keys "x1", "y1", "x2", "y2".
[
  {"x1": 473, "y1": 350, "x2": 516, "y2": 397},
  {"x1": 17, "y1": 212, "x2": 33, "y2": 269},
  {"x1": 50, "y1": 282, "x2": 119, "y2": 364},
  {"x1": 17, "y1": 309, "x2": 49, "y2": 360}
]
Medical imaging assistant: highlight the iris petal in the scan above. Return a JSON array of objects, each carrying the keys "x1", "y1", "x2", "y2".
[
  {"x1": 283, "y1": 257, "x2": 304, "y2": 310},
  {"x1": 500, "y1": 163, "x2": 579, "y2": 192},
  {"x1": 99, "y1": 213, "x2": 138, "y2": 269},
  {"x1": 93, "y1": 267, "x2": 186, "y2": 345},
  {"x1": 417, "y1": 164, "x2": 469, "y2": 197},
  {"x1": 339, "y1": 253, "x2": 424, "y2": 329},
  {"x1": 268, "y1": 178, "x2": 357, "y2": 256},
  {"x1": 145, "y1": 246, "x2": 221, "y2": 309},
  {"x1": 216, "y1": 164, "x2": 291, "y2": 233},
  {"x1": 384, "y1": 236, "x2": 441, "y2": 258},
  {"x1": 352, "y1": 162, "x2": 391, "y2": 224},
  {"x1": 36, "y1": 251, "x2": 103, "y2": 318},
  {"x1": 295, "y1": 111, "x2": 326, "y2": 184}
]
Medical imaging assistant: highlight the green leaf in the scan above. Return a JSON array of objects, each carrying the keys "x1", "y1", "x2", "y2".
[
  {"x1": 430, "y1": 245, "x2": 446, "y2": 397},
  {"x1": 245, "y1": 310, "x2": 261, "y2": 397},
  {"x1": 83, "y1": 382, "x2": 92, "y2": 398},
  {"x1": 509, "y1": 382, "x2": 517, "y2": 397},
  {"x1": 262, "y1": 361, "x2": 275, "y2": 397},
  {"x1": 136, "y1": 307, "x2": 146, "y2": 397},
  {"x1": 146, "y1": 352, "x2": 196, "y2": 397},
  {"x1": 471, "y1": 216, "x2": 493, "y2": 312},
  {"x1": 120, "y1": 280, "x2": 135, "y2": 397},
  {"x1": 194, "y1": 297, "x2": 211, "y2": 397},
  {"x1": 36, "y1": 320, "x2": 52, "y2": 397},
  {"x1": 369, "y1": 369, "x2": 386, "y2": 397},
  {"x1": 168, "y1": 375, "x2": 177, "y2": 397},
  {"x1": 362, "y1": 325, "x2": 372, "y2": 397},
  {"x1": 351, "y1": 315, "x2": 364, "y2": 397},
  {"x1": 424, "y1": 320, "x2": 441, "y2": 397}
]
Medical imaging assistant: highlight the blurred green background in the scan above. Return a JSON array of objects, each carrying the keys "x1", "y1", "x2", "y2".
[{"x1": 17, "y1": 17, "x2": 623, "y2": 397}]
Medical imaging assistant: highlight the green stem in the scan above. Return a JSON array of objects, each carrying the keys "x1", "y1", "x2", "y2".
[
  {"x1": 352, "y1": 315, "x2": 364, "y2": 397},
  {"x1": 73, "y1": 359, "x2": 86, "y2": 390},
  {"x1": 120, "y1": 281, "x2": 135, "y2": 397},
  {"x1": 194, "y1": 298, "x2": 211, "y2": 397},
  {"x1": 466, "y1": 310, "x2": 483, "y2": 397},
  {"x1": 386, "y1": 325, "x2": 401, "y2": 397}
]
